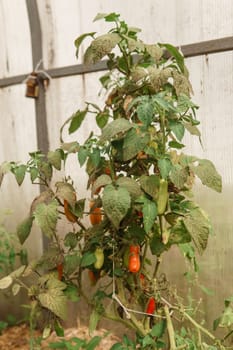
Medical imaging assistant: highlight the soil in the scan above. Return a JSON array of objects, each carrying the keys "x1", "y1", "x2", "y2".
[{"x1": 0, "y1": 323, "x2": 120, "y2": 350}]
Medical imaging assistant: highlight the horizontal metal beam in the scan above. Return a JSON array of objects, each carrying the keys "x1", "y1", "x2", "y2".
[{"x1": 0, "y1": 36, "x2": 232, "y2": 88}]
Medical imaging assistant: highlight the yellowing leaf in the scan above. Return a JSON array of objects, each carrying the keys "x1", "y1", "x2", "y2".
[
  {"x1": 38, "y1": 286, "x2": 67, "y2": 320},
  {"x1": 190, "y1": 159, "x2": 222, "y2": 193},
  {"x1": 183, "y1": 207, "x2": 211, "y2": 254},
  {"x1": 92, "y1": 174, "x2": 112, "y2": 196},
  {"x1": 100, "y1": 118, "x2": 133, "y2": 143},
  {"x1": 116, "y1": 177, "x2": 142, "y2": 199},
  {"x1": 47, "y1": 150, "x2": 62, "y2": 170},
  {"x1": 140, "y1": 175, "x2": 160, "y2": 199},
  {"x1": 55, "y1": 182, "x2": 76, "y2": 206},
  {"x1": 34, "y1": 200, "x2": 59, "y2": 238},
  {"x1": 0, "y1": 276, "x2": 13, "y2": 289},
  {"x1": 84, "y1": 33, "x2": 121, "y2": 64}
]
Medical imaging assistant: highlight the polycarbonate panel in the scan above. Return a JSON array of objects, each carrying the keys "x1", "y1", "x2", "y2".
[
  {"x1": 0, "y1": 84, "x2": 42, "y2": 258},
  {"x1": 0, "y1": 0, "x2": 32, "y2": 77}
]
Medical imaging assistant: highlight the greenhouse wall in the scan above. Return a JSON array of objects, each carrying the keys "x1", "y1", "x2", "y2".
[{"x1": 0, "y1": 0, "x2": 233, "y2": 329}]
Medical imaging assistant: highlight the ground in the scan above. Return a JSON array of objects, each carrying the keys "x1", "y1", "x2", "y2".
[{"x1": 0, "y1": 323, "x2": 120, "y2": 350}]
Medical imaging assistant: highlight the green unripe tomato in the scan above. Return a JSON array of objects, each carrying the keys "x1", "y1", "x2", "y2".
[
  {"x1": 123, "y1": 246, "x2": 130, "y2": 268},
  {"x1": 94, "y1": 247, "x2": 104, "y2": 270}
]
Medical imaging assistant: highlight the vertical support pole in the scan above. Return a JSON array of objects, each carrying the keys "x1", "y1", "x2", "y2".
[{"x1": 26, "y1": 0, "x2": 49, "y2": 249}]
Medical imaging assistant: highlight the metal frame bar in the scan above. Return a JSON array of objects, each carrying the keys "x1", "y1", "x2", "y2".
[
  {"x1": 0, "y1": 36, "x2": 232, "y2": 88},
  {"x1": 26, "y1": 0, "x2": 49, "y2": 155},
  {"x1": 25, "y1": 0, "x2": 50, "y2": 250}
]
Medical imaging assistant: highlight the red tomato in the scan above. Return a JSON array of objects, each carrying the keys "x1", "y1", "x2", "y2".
[
  {"x1": 57, "y1": 263, "x2": 63, "y2": 281},
  {"x1": 128, "y1": 245, "x2": 140, "y2": 273},
  {"x1": 64, "y1": 199, "x2": 76, "y2": 223},
  {"x1": 89, "y1": 200, "x2": 102, "y2": 225},
  {"x1": 146, "y1": 297, "x2": 156, "y2": 315}
]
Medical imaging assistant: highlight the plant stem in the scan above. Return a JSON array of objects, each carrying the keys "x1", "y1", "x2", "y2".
[
  {"x1": 115, "y1": 278, "x2": 147, "y2": 337},
  {"x1": 182, "y1": 310, "x2": 216, "y2": 341},
  {"x1": 153, "y1": 255, "x2": 161, "y2": 279},
  {"x1": 164, "y1": 304, "x2": 177, "y2": 350},
  {"x1": 160, "y1": 110, "x2": 166, "y2": 154}
]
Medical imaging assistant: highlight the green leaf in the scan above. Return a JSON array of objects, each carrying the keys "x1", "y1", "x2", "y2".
[
  {"x1": 17, "y1": 216, "x2": 34, "y2": 244},
  {"x1": 60, "y1": 141, "x2": 79, "y2": 153},
  {"x1": 170, "y1": 164, "x2": 189, "y2": 189},
  {"x1": 86, "y1": 336, "x2": 102, "y2": 350},
  {"x1": 89, "y1": 310, "x2": 100, "y2": 335},
  {"x1": 142, "y1": 335, "x2": 155, "y2": 347},
  {"x1": 137, "y1": 101, "x2": 154, "y2": 126},
  {"x1": 68, "y1": 110, "x2": 87, "y2": 134},
  {"x1": 30, "y1": 167, "x2": 39, "y2": 182},
  {"x1": 55, "y1": 182, "x2": 76, "y2": 206},
  {"x1": 96, "y1": 112, "x2": 109, "y2": 129},
  {"x1": 92, "y1": 174, "x2": 112, "y2": 196},
  {"x1": 64, "y1": 284, "x2": 79, "y2": 302},
  {"x1": 47, "y1": 149, "x2": 62, "y2": 170},
  {"x1": 190, "y1": 159, "x2": 222, "y2": 193},
  {"x1": 102, "y1": 184, "x2": 131, "y2": 229},
  {"x1": 38, "y1": 161, "x2": 53, "y2": 181},
  {"x1": 109, "y1": 344, "x2": 123, "y2": 350},
  {"x1": 169, "y1": 120, "x2": 185, "y2": 141},
  {"x1": 143, "y1": 199, "x2": 157, "y2": 233},
  {"x1": 14, "y1": 165, "x2": 27, "y2": 186},
  {"x1": 169, "y1": 141, "x2": 185, "y2": 149},
  {"x1": 0, "y1": 276, "x2": 13, "y2": 289},
  {"x1": 219, "y1": 306, "x2": 233, "y2": 327},
  {"x1": 150, "y1": 320, "x2": 166, "y2": 338},
  {"x1": 54, "y1": 320, "x2": 64, "y2": 337},
  {"x1": 169, "y1": 219, "x2": 191, "y2": 245},
  {"x1": 64, "y1": 232, "x2": 78, "y2": 249},
  {"x1": 81, "y1": 252, "x2": 96, "y2": 267},
  {"x1": 116, "y1": 177, "x2": 142, "y2": 199},
  {"x1": 94, "y1": 12, "x2": 120, "y2": 22},
  {"x1": 64, "y1": 254, "x2": 81, "y2": 275},
  {"x1": 100, "y1": 118, "x2": 133, "y2": 143},
  {"x1": 38, "y1": 278, "x2": 67, "y2": 320},
  {"x1": 72, "y1": 198, "x2": 85, "y2": 218},
  {"x1": 184, "y1": 122, "x2": 201, "y2": 136},
  {"x1": 162, "y1": 43, "x2": 185, "y2": 73},
  {"x1": 140, "y1": 175, "x2": 160, "y2": 199},
  {"x1": 0, "y1": 161, "x2": 12, "y2": 186},
  {"x1": 34, "y1": 200, "x2": 59, "y2": 238},
  {"x1": 122, "y1": 128, "x2": 150, "y2": 161},
  {"x1": 90, "y1": 148, "x2": 101, "y2": 167},
  {"x1": 158, "y1": 158, "x2": 172, "y2": 179},
  {"x1": 84, "y1": 33, "x2": 121, "y2": 65},
  {"x1": 78, "y1": 146, "x2": 89, "y2": 167},
  {"x1": 152, "y1": 93, "x2": 176, "y2": 112},
  {"x1": 150, "y1": 227, "x2": 167, "y2": 255},
  {"x1": 183, "y1": 207, "x2": 211, "y2": 254},
  {"x1": 74, "y1": 32, "x2": 96, "y2": 58}
]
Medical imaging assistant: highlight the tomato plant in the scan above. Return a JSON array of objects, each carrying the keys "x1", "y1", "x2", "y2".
[{"x1": 0, "y1": 12, "x2": 230, "y2": 350}]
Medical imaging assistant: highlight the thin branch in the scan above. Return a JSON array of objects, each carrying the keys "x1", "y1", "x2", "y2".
[{"x1": 164, "y1": 304, "x2": 177, "y2": 350}]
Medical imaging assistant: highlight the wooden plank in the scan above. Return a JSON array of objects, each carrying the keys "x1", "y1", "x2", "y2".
[
  {"x1": 181, "y1": 36, "x2": 233, "y2": 58},
  {"x1": 0, "y1": 36, "x2": 232, "y2": 88}
]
